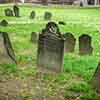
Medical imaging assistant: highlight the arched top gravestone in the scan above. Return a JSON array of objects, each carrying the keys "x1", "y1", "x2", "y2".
[
  {"x1": 0, "y1": 32, "x2": 16, "y2": 64},
  {"x1": 64, "y1": 32, "x2": 76, "y2": 53},
  {"x1": 79, "y1": 34, "x2": 93, "y2": 55},
  {"x1": 5, "y1": 8, "x2": 13, "y2": 16},
  {"x1": 30, "y1": 11, "x2": 36, "y2": 19},
  {"x1": 37, "y1": 22, "x2": 64, "y2": 73},
  {"x1": 44, "y1": 12, "x2": 52, "y2": 20}
]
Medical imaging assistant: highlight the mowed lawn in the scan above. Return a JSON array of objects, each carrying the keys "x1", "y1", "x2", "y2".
[{"x1": 0, "y1": 5, "x2": 100, "y2": 99}]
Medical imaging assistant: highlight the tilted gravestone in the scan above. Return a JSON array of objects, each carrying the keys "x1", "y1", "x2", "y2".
[
  {"x1": 44, "y1": 12, "x2": 52, "y2": 20},
  {"x1": 31, "y1": 32, "x2": 38, "y2": 43},
  {"x1": 64, "y1": 32, "x2": 76, "y2": 53},
  {"x1": 79, "y1": 34, "x2": 93, "y2": 55},
  {"x1": 0, "y1": 20, "x2": 8, "y2": 27},
  {"x1": 0, "y1": 32, "x2": 16, "y2": 64},
  {"x1": 30, "y1": 11, "x2": 36, "y2": 19},
  {"x1": 37, "y1": 22, "x2": 64, "y2": 73},
  {"x1": 13, "y1": 5, "x2": 19, "y2": 17},
  {"x1": 5, "y1": 8, "x2": 14, "y2": 16},
  {"x1": 91, "y1": 63, "x2": 100, "y2": 91}
]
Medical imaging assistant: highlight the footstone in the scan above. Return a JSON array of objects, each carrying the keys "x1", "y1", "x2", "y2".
[
  {"x1": 31, "y1": 32, "x2": 38, "y2": 43},
  {"x1": 44, "y1": 12, "x2": 52, "y2": 20},
  {"x1": 37, "y1": 22, "x2": 64, "y2": 73},
  {"x1": 79, "y1": 34, "x2": 93, "y2": 55},
  {"x1": 0, "y1": 20, "x2": 8, "y2": 27},
  {"x1": 64, "y1": 32, "x2": 76, "y2": 53},
  {"x1": 0, "y1": 32, "x2": 16, "y2": 64},
  {"x1": 5, "y1": 9, "x2": 13, "y2": 16},
  {"x1": 91, "y1": 63, "x2": 100, "y2": 91},
  {"x1": 13, "y1": 5, "x2": 19, "y2": 17},
  {"x1": 30, "y1": 11, "x2": 36, "y2": 19}
]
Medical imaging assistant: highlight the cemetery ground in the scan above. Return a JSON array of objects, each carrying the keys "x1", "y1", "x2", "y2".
[{"x1": 1, "y1": 5, "x2": 100, "y2": 100}]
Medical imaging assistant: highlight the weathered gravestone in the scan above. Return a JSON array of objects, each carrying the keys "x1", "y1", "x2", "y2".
[
  {"x1": 30, "y1": 11, "x2": 36, "y2": 19},
  {"x1": 13, "y1": 5, "x2": 19, "y2": 17},
  {"x1": 5, "y1": 8, "x2": 13, "y2": 16},
  {"x1": 64, "y1": 32, "x2": 76, "y2": 53},
  {"x1": 0, "y1": 19, "x2": 8, "y2": 27},
  {"x1": 79, "y1": 34, "x2": 93, "y2": 55},
  {"x1": 91, "y1": 63, "x2": 100, "y2": 91},
  {"x1": 0, "y1": 32, "x2": 16, "y2": 64},
  {"x1": 31, "y1": 32, "x2": 38, "y2": 43},
  {"x1": 37, "y1": 22, "x2": 64, "y2": 73},
  {"x1": 44, "y1": 12, "x2": 52, "y2": 20}
]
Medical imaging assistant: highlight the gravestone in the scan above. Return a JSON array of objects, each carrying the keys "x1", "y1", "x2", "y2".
[
  {"x1": 79, "y1": 34, "x2": 93, "y2": 55},
  {"x1": 30, "y1": 11, "x2": 36, "y2": 19},
  {"x1": 64, "y1": 33, "x2": 76, "y2": 53},
  {"x1": 31, "y1": 32, "x2": 38, "y2": 43},
  {"x1": 5, "y1": 8, "x2": 13, "y2": 16},
  {"x1": 58, "y1": 21, "x2": 66, "y2": 25},
  {"x1": 0, "y1": 20, "x2": 8, "y2": 27},
  {"x1": 91, "y1": 63, "x2": 100, "y2": 91},
  {"x1": 0, "y1": 32, "x2": 16, "y2": 64},
  {"x1": 37, "y1": 22, "x2": 64, "y2": 73},
  {"x1": 44, "y1": 12, "x2": 52, "y2": 20},
  {"x1": 13, "y1": 5, "x2": 19, "y2": 17}
]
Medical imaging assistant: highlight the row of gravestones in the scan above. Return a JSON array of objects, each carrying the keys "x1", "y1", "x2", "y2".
[
  {"x1": 0, "y1": 22, "x2": 99, "y2": 92},
  {"x1": 5, "y1": 5, "x2": 19, "y2": 17},
  {"x1": 5, "y1": 5, "x2": 52, "y2": 20},
  {"x1": 30, "y1": 11, "x2": 52, "y2": 20},
  {"x1": 31, "y1": 30, "x2": 93, "y2": 55}
]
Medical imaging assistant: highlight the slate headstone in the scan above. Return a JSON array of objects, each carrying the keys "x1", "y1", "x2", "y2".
[
  {"x1": 5, "y1": 8, "x2": 13, "y2": 16},
  {"x1": 0, "y1": 32, "x2": 16, "y2": 64},
  {"x1": 13, "y1": 5, "x2": 19, "y2": 17},
  {"x1": 44, "y1": 12, "x2": 52, "y2": 20},
  {"x1": 31, "y1": 32, "x2": 38, "y2": 43},
  {"x1": 0, "y1": 20, "x2": 8, "y2": 27},
  {"x1": 79, "y1": 34, "x2": 93, "y2": 55},
  {"x1": 91, "y1": 63, "x2": 100, "y2": 91},
  {"x1": 30, "y1": 11, "x2": 36, "y2": 19},
  {"x1": 64, "y1": 32, "x2": 76, "y2": 53},
  {"x1": 37, "y1": 22, "x2": 64, "y2": 73}
]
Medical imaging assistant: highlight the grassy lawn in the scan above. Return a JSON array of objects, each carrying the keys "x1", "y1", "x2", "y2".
[{"x1": 0, "y1": 5, "x2": 100, "y2": 99}]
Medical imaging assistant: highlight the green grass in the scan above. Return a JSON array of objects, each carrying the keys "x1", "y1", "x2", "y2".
[{"x1": 0, "y1": 5, "x2": 100, "y2": 99}]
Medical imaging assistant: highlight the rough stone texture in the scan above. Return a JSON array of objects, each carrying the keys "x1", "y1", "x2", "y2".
[
  {"x1": 79, "y1": 34, "x2": 93, "y2": 55},
  {"x1": 0, "y1": 20, "x2": 8, "y2": 27},
  {"x1": 44, "y1": 12, "x2": 52, "y2": 20},
  {"x1": 31, "y1": 32, "x2": 38, "y2": 43},
  {"x1": 0, "y1": 32, "x2": 16, "y2": 64},
  {"x1": 5, "y1": 8, "x2": 14, "y2": 16},
  {"x1": 13, "y1": 5, "x2": 20, "y2": 17},
  {"x1": 91, "y1": 62, "x2": 100, "y2": 91},
  {"x1": 37, "y1": 22, "x2": 64, "y2": 73},
  {"x1": 64, "y1": 32, "x2": 76, "y2": 53},
  {"x1": 30, "y1": 11, "x2": 36, "y2": 19}
]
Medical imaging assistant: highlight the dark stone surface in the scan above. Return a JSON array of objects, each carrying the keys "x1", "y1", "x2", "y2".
[
  {"x1": 91, "y1": 63, "x2": 100, "y2": 91},
  {"x1": 37, "y1": 22, "x2": 64, "y2": 73},
  {"x1": 13, "y1": 5, "x2": 19, "y2": 17},
  {"x1": 0, "y1": 20, "x2": 8, "y2": 27},
  {"x1": 44, "y1": 12, "x2": 52, "y2": 20},
  {"x1": 64, "y1": 32, "x2": 76, "y2": 53},
  {"x1": 0, "y1": 32, "x2": 16, "y2": 64},
  {"x1": 30, "y1": 11, "x2": 36, "y2": 19},
  {"x1": 31, "y1": 32, "x2": 38, "y2": 43},
  {"x1": 79, "y1": 34, "x2": 93, "y2": 55},
  {"x1": 5, "y1": 8, "x2": 13, "y2": 16}
]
